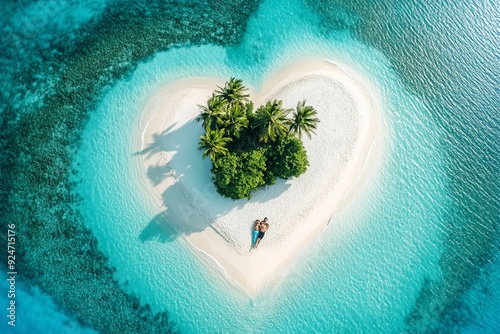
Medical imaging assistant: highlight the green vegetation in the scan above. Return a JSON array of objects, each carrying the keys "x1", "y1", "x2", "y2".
[{"x1": 197, "y1": 77, "x2": 319, "y2": 200}]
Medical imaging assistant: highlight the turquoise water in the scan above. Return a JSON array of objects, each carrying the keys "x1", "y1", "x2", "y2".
[
  {"x1": 1, "y1": 0, "x2": 498, "y2": 333},
  {"x1": 0, "y1": 272, "x2": 97, "y2": 334}
]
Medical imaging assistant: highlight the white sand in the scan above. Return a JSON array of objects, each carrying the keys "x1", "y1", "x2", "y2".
[{"x1": 137, "y1": 60, "x2": 383, "y2": 296}]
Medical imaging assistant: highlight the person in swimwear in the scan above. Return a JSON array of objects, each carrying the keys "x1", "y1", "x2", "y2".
[
  {"x1": 252, "y1": 220, "x2": 261, "y2": 247},
  {"x1": 254, "y1": 217, "x2": 269, "y2": 249}
]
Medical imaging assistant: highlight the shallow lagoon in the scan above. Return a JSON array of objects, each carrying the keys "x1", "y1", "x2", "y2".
[
  {"x1": 75, "y1": 1, "x2": 470, "y2": 332},
  {"x1": 1, "y1": 0, "x2": 498, "y2": 332}
]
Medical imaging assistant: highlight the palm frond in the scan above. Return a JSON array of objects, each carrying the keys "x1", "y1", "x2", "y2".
[{"x1": 289, "y1": 100, "x2": 320, "y2": 139}]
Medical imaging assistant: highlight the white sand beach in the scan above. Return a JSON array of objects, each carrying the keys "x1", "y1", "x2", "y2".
[{"x1": 137, "y1": 60, "x2": 383, "y2": 296}]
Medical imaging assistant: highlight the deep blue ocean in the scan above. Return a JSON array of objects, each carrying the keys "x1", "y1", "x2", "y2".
[{"x1": 1, "y1": 0, "x2": 498, "y2": 333}]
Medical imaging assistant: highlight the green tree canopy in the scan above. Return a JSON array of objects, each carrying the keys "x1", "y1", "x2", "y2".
[
  {"x1": 288, "y1": 100, "x2": 320, "y2": 139},
  {"x1": 197, "y1": 78, "x2": 319, "y2": 200},
  {"x1": 253, "y1": 100, "x2": 290, "y2": 143},
  {"x1": 268, "y1": 137, "x2": 309, "y2": 179},
  {"x1": 196, "y1": 94, "x2": 225, "y2": 131},
  {"x1": 198, "y1": 128, "x2": 232, "y2": 161},
  {"x1": 212, "y1": 149, "x2": 267, "y2": 200},
  {"x1": 219, "y1": 102, "x2": 249, "y2": 139},
  {"x1": 215, "y1": 77, "x2": 250, "y2": 105}
]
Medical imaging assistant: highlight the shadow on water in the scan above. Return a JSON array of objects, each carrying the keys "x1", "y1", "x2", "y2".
[{"x1": 139, "y1": 211, "x2": 176, "y2": 243}]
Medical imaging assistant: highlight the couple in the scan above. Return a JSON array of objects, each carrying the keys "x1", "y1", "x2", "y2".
[{"x1": 252, "y1": 217, "x2": 270, "y2": 249}]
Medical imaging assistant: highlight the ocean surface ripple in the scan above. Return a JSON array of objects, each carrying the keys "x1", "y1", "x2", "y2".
[{"x1": 1, "y1": 0, "x2": 498, "y2": 333}]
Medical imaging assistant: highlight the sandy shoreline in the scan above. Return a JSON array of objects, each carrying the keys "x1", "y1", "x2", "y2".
[{"x1": 137, "y1": 60, "x2": 383, "y2": 296}]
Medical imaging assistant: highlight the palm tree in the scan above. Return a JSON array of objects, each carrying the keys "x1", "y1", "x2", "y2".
[
  {"x1": 215, "y1": 77, "x2": 250, "y2": 105},
  {"x1": 253, "y1": 100, "x2": 291, "y2": 143},
  {"x1": 244, "y1": 101, "x2": 255, "y2": 121},
  {"x1": 198, "y1": 128, "x2": 232, "y2": 161},
  {"x1": 196, "y1": 94, "x2": 225, "y2": 131},
  {"x1": 219, "y1": 103, "x2": 249, "y2": 139},
  {"x1": 288, "y1": 100, "x2": 320, "y2": 139}
]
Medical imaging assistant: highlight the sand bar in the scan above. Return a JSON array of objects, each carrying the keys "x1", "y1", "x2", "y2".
[{"x1": 137, "y1": 60, "x2": 383, "y2": 296}]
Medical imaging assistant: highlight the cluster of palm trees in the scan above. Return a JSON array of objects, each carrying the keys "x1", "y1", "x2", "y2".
[{"x1": 197, "y1": 77, "x2": 320, "y2": 161}]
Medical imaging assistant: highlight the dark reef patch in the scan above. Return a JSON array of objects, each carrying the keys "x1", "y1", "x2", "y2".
[{"x1": 0, "y1": 0, "x2": 261, "y2": 332}]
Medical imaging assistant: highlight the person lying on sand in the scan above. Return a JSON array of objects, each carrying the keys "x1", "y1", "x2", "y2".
[
  {"x1": 252, "y1": 220, "x2": 261, "y2": 247},
  {"x1": 254, "y1": 217, "x2": 269, "y2": 249}
]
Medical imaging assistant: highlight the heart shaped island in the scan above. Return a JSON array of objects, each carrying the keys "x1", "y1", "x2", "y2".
[{"x1": 138, "y1": 60, "x2": 382, "y2": 296}]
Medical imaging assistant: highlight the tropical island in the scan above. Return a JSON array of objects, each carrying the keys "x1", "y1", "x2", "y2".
[
  {"x1": 197, "y1": 77, "x2": 319, "y2": 199},
  {"x1": 138, "y1": 60, "x2": 381, "y2": 295}
]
